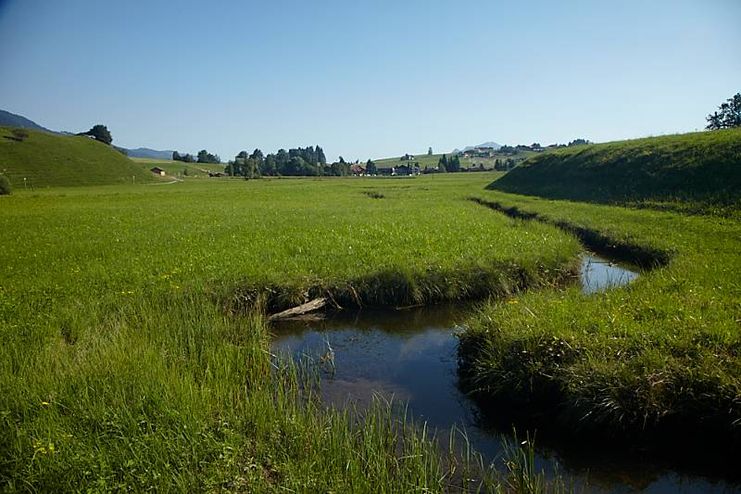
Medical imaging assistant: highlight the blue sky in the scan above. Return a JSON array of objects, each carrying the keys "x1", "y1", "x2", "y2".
[{"x1": 0, "y1": 0, "x2": 739, "y2": 161}]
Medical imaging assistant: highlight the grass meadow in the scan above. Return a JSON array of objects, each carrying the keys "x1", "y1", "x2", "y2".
[
  {"x1": 461, "y1": 190, "x2": 741, "y2": 442},
  {"x1": 0, "y1": 174, "x2": 580, "y2": 491}
]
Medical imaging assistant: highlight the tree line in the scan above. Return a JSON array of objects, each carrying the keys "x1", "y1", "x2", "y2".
[
  {"x1": 224, "y1": 145, "x2": 358, "y2": 178},
  {"x1": 172, "y1": 150, "x2": 221, "y2": 163}
]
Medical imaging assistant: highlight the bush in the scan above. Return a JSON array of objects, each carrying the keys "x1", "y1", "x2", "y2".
[{"x1": 0, "y1": 175, "x2": 11, "y2": 195}]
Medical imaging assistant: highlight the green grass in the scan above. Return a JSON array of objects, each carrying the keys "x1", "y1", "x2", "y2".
[
  {"x1": 0, "y1": 175, "x2": 580, "y2": 491},
  {"x1": 0, "y1": 127, "x2": 155, "y2": 188},
  {"x1": 491, "y1": 129, "x2": 741, "y2": 215},
  {"x1": 129, "y1": 157, "x2": 226, "y2": 178},
  {"x1": 461, "y1": 189, "x2": 741, "y2": 441}
]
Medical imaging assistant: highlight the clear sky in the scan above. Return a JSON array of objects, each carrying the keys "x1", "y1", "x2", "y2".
[{"x1": 0, "y1": 0, "x2": 739, "y2": 161}]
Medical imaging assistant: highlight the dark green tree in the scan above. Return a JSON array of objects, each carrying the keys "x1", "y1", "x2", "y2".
[
  {"x1": 198, "y1": 150, "x2": 220, "y2": 164},
  {"x1": 706, "y1": 93, "x2": 741, "y2": 129},
  {"x1": 427, "y1": 147, "x2": 433, "y2": 155},
  {"x1": 316, "y1": 145, "x2": 327, "y2": 165},
  {"x1": 366, "y1": 159, "x2": 377, "y2": 175},
  {"x1": 261, "y1": 154, "x2": 278, "y2": 176},
  {"x1": 78, "y1": 124, "x2": 112, "y2": 145},
  {"x1": 438, "y1": 154, "x2": 448, "y2": 173}
]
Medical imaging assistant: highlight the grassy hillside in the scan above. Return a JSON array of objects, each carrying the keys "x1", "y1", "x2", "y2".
[
  {"x1": 0, "y1": 127, "x2": 155, "y2": 188},
  {"x1": 490, "y1": 129, "x2": 741, "y2": 213},
  {"x1": 130, "y1": 157, "x2": 225, "y2": 177}
]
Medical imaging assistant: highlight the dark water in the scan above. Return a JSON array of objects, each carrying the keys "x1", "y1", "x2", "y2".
[{"x1": 271, "y1": 256, "x2": 738, "y2": 493}]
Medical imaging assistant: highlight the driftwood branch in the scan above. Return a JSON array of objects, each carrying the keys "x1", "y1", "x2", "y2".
[{"x1": 268, "y1": 297, "x2": 328, "y2": 321}]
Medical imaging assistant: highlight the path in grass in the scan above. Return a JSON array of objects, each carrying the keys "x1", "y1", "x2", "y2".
[
  {"x1": 461, "y1": 190, "x2": 741, "y2": 454},
  {"x1": 0, "y1": 175, "x2": 583, "y2": 491}
]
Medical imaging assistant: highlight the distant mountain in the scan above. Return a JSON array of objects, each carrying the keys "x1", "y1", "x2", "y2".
[
  {"x1": 453, "y1": 141, "x2": 502, "y2": 154},
  {"x1": 0, "y1": 109, "x2": 55, "y2": 133},
  {"x1": 123, "y1": 147, "x2": 176, "y2": 160}
]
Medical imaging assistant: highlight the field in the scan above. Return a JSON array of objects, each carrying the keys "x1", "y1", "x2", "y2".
[
  {"x1": 0, "y1": 174, "x2": 581, "y2": 491},
  {"x1": 129, "y1": 157, "x2": 226, "y2": 178},
  {"x1": 0, "y1": 127, "x2": 155, "y2": 188},
  {"x1": 3, "y1": 128, "x2": 740, "y2": 490}
]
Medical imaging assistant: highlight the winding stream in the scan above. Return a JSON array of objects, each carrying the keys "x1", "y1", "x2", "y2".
[{"x1": 271, "y1": 255, "x2": 738, "y2": 493}]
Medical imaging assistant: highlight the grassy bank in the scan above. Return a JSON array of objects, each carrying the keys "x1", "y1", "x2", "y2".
[
  {"x1": 461, "y1": 190, "x2": 741, "y2": 444},
  {"x1": 0, "y1": 175, "x2": 579, "y2": 491},
  {"x1": 491, "y1": 129, "x2": 741, "y2": 215},
  {"x1": 0, "y1": 127, "x2": 155, "y2": 188}
]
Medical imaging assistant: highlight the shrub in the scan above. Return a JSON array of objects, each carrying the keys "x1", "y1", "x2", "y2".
[
  {"x1": 11, "y1": 129, "x2": 29, "y2": 142},
  {"x1": 0, "y1": 175, "x2": 11, "y2": 195}
]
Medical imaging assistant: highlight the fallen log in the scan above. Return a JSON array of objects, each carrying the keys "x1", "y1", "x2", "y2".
[{"x1": 268, "y1": 297, "x2": 328, "y2": 321}]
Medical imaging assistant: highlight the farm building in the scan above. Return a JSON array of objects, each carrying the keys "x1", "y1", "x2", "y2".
[{"x1": 150, "y1": 167, "x2": 166, "y2": 176}]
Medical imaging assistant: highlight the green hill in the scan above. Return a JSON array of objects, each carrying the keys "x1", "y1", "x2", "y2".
[
  {"x1": 490, "y1": 129, "x2": 741, "y2": 211},
  {"x1": 0, "y1": 127, "x2": 156, "y2": 188}
]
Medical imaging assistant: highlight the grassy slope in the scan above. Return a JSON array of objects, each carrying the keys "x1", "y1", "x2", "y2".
[
  {"x1": 461, "y1": 187, "x2": 741, "y2": 440},
  {"x1": 0, "y1": 127, "x2": 155, "y2": 188},
  {"x1": 130, "y1": 157, "x2": 226, "y2": 177},
  {"x1": 491, "y1": 129, "x2": 741, "y2": 214},
  {"x1": 0, "y1": 175, "x2": 579, "y2": 491}
]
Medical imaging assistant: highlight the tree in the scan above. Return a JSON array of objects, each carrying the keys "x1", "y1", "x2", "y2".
[
  {"x1": 446, "y1": 154, "x2": 461, "y2": 172},
  {"x1": 427, "y1": 147, "x2": 433, "y2": 155},
  {"x1": 316, "y1": 145, "x2": 327, "y2": 165},
  {"x1": 78, "y1": 124, "x2": 112, "y2": 145},
  {"x1": 706, "y1": 93, "x2": 741, "y2": 130},
  {"x1": 437, "y1": 154, "x2": 448, "y2": 173},
  {"x1": 197, "y1": 149, "x2": 220, "y2": 164},
  {"x1": 366, "y1": 159, "x2": 377, "y2": 175}
]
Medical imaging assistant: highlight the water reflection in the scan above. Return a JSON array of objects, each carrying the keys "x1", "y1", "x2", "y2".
[
  {"x1": 270, "y1": 257, "x2": 738, "y2": 493},
  {"x1": 581, "y1": 254, "x2": 639, "y2": 294}
]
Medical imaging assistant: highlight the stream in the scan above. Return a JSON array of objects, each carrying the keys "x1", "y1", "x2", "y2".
[{"x1": 271, "y1": 255, "x2": 738, "y2": 493}]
